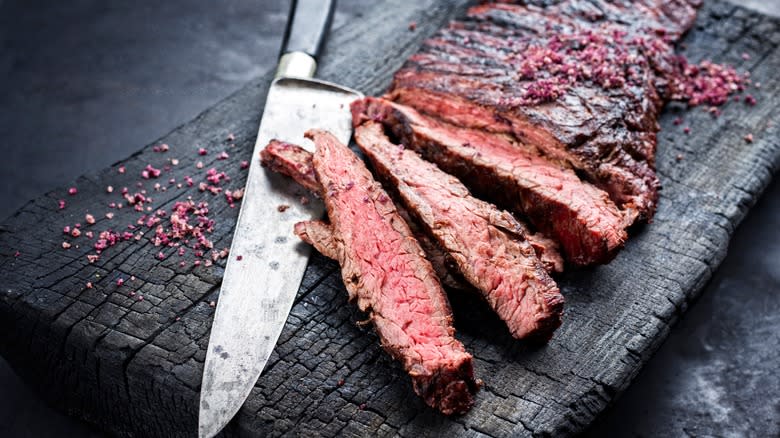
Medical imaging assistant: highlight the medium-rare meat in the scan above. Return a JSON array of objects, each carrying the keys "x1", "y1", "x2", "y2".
[
  {"x1": 354, "y1": 97, "x2": 630, "y2": 266},
  {"x1": 260, "y1": 139, "x2": 563, "y2": 275},
  {"x1": 354, "y1": 121, "x2": 564, "y2": 340},
  {"x1": 388, "y1": 0, "x2": 700, "y2": 220},
  {"x1": 263, "y1": 130, "x2": 480, "y2": 415}
]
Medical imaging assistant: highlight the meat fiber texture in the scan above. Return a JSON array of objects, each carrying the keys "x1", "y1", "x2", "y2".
[
  {"x1": 353, "y1": 97, "x2": 631, "y2": 266},
  {"x1": 264, "y1": 130, "x2": 480, "y2": 415},
  {"x1": 389, "y1": 0, "x2": 700, "y2": 221},
  {"x1": 354, "y1": 121, "x2": 564, "y2": 340}
]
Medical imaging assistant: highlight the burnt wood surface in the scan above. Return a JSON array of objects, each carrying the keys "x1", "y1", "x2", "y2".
[{"x1": 1, "y1": 1, "x2": 778, "y2": 436}]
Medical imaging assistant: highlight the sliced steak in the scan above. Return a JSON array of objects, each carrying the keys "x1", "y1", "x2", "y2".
[
  {"x1": 260, "y1": 138, "x2": 562, "y2": 275},
  {"x1": 354, "y1": 121, "x2": 564, "y2": 340},
  {"x1": 387, "y1": 0, "x2": 700, "y2": 220},
  {"x1": 354, "y1": 97, "x2": 630, "y2": 266},
  {"x1": 266, "y1": 130, "x2": 480, "y2": 415}
]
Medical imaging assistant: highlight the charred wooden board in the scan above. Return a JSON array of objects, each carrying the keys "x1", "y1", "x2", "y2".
[{"x1": 1, "y1": 1, "x2": 778, "y2": 436}]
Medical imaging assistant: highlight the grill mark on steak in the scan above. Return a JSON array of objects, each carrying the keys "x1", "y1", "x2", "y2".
[
  {"x1": 281, "y1": 130, "x2": 479, "y2": 415},
  {"x1": 354, "y1": 97, "x2": 631, "y2": 266},
  {"x1": 354, "y1": 121, "x2": 564, "y2": 340},
  {"x1": 387, "y1": 0, "x2": 700, "y2": 220}
]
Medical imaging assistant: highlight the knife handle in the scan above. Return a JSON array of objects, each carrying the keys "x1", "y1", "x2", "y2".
[{"x1": 276, "y1": 0, "x2": 336, "y2": 79}]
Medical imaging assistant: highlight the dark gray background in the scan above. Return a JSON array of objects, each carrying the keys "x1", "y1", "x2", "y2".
[{"x1": 0, "y1": 0, "x2": 777, "y2": 436}]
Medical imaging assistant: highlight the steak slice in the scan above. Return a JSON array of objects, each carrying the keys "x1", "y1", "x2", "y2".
[
  {"x1": 260, "y1": 139, "x2": 563, "y2": 274},
  {"x1": 354, "y1": 97, "x2": 630, "y2": 266},
  {"x1": 354, "y1": 121, "x2": 564, "y2": 340},
  {"x1": 267, "y1": 130, "x2": 480, "y2": 415},
  {"x1": 387, "y1": 0, "x2": 700, "y2": 220}
]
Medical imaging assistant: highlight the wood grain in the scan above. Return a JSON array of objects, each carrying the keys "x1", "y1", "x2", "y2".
[{"x1": 0, "y1": 1, "x2": 778, "y2": 437}]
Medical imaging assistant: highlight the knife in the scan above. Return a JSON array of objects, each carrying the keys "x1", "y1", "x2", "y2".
[{"x1": 198, "y1": 1, "x2": 362, "y2": 436}]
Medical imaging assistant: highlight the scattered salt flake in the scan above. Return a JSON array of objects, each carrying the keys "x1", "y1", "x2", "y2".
[
  {"x1": 14, "y1": 251, "x2": 20, "y2": 257},
  {"x1": 683, "y1": 126, "x2": 691, "y2": 135},
  {"x1": 217, "y1": 151, "x2": 229, "y2": 160},
  {"x1": 672, "y1": 117, "x2": 682, "y2": 126},
  {"x1": 138, "y1": 295, "x2": 144, "y2": 301},
  {"x1": 85, "y1": 214, "x2": 96, "y2": 224},
  {"x1": 87, "y1": 254, "x2": 99, "y2": 263},
  {"x1": 85, "y1": 231, "x2": 94, "y2": 239},
  {"x1": 337, "y1": 379, "x2": 345, "y2": 387},
  {"x1": 194, "y1": 260, "x2": 201, "y2": 267},
  {"x1": 130, "y1": 276, "x2": 136, "y2": 281},
  {"x1": 179, "y1": 260, "x2": 186, "y2": 267},
  {"x1": 171, "y1": 158, "x2": 179, "y2": 166},
  {"x1": 209, "y1": 301, "x2": 216, "y2": 308},
  {"x1": 105, "y1": 212, "x2": 114, "y2": 219},
  {"x1": 142, "y1": 164, "x2": 162, "y2": 179},
  {"x1": 236, "y1": 255, "x2": 243, "y2": 261},
  {"x1": 157, "y1": 251, "x2": 166, "y2": 260},
  {"x1": 71, "y1": 228, "x2": 82, "y2": 238},
  {"x1": 62, "y1": 242, "x2": 71, "y2": 249},
  {"x1": 744, "y1": 133, "x2": 754, "y2": 143},
  {"x1": 58, "y1": 199, "x2": 66, "y2": 210},
  {"x1": 68, "y1": 187, "x2": 78, "y2": 195},
  {"x1": 85, "y1": 282, "x2": 93, "y2": 289},
  {"x1": 240, "y1": 160, "x2": 249, "y2": 169},
  {"x1": 227, "y1": 133, "x2": 235, "y2": 141},
  {"x1": 106, "y1": 185, "x2": 114, "y2": 193},
  {"x1": 118, "y1": 166, "x2": 125, "y2": 174},
  {"x1": 196, "y1": 161, "x2": 204, "y2": 169},
  {"x1": 277, "y1": 204, "x2": 290, "y2": 212},
  {"x1": 676, "y1": 154, "x2": 684, "y2": 162},
  {"x1": 116, "y1": 278, "x2": 124, "y2": 286},
  {"x1": 198, "y1": 148, "x2": 207, "y2": 156},
  {"x1": 741, "y1": 52, "x2": 751, "y2": 60},
  {"x1": 408, "y1": 21, "x2": 417, "y2": 31},
  {"x1": 63, "y1": 226, "x2": 71, "y2": 234},
  {"x1": 744, "y1": 94, "x2": 757, "y2": 106},
  {"x1": 175, "y1": 316, "x2": 181, "y2": 321}
]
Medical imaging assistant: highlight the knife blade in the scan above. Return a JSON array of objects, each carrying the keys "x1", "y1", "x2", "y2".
[{"x1": 199, "y1": 1, "x2": 362, "y2": 436}]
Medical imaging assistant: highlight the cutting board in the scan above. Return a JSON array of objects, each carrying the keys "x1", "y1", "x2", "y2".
[{"x1": 1, "y1": 1, "x2": 778, "y2": 436}]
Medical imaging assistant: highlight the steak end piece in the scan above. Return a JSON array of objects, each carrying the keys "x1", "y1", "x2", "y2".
[
  {"x1": 354, "y1": 121, "x2": 564, "y2": 340},
  {"x1": 265, "y1": 131, "x2": 480, "y2": 414},
  {"x1": 354, "y1": 97, "x2": 631, "y2": 266}
]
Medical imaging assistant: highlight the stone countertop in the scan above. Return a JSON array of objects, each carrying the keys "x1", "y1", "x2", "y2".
[{"x1": 0, "y1": 0, "x2": 777, "y2": 436}]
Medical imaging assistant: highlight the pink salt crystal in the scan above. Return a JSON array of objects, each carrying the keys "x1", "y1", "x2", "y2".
[
  {"x1": 58, "y1": 199, "x2": 66, "y2": 210},
  {"x1": 106, "y1": 185, "x2": 114, "y2": 193},
  {"x1": 744, "y1": 95, "x2": 757, "y2": 106},
  {"x1": 86, "y1": 282, "x2": 93, "y2": 289},
  {"x1": 71, "y1": 228, "x2": 82, "y2": 238},
  {"x1": 118, "y1": 166, "x2": 125, "y2": 174},
  {"x1": 85, "y1": 231, "x2": 94, "y2": 239},
  {"x1": 209, "y1": 301, "x2": 216, "y2": 308},
  {"x1": 227, "y1": 133, "x2": 235, "y2": 141},
  {"x1": 157, "y1": 251, "x2": 166, "y2": 260},
  {"x1": 129, "y1": 291, "x2": 136, "y2": 296},
  {"x1": 196, "y1": 161, "x2": 204, "y2": 169},
  {"x1": 63, "y1": 226, "x2": 71, "y2": 234},
  {"x1": 14, "y1": 251, "x2": 20, "y2": 257},
  {"x1": 138, "y1": 295, "x2": 144, "y2": 301},
  {"x1": 171, "y1": 158, "x2": 179, "y2": 166},
  {"x1": 62, "y1": 242, "x2": 71, "y2": 249},
  {"x1": 105, "y1": 212, "x2": 114, "y2": 219},
  {"x1": 85, "y1": 214, "x2": 95, "y2": 224},
  {"x1": 159, "y1": 143, "x2": 169, "y2": 152},
  {"x1": 240, "y1": 160, "x2": 249, "y2": 169},
  {"x1": 179, "y1": 261, "x2": 186, "y2": 267},
  {"x1": 68, "y1": 187, "x2": 78, "y2": 195},
  {"x1": 217, "y1": 151, "x2": 229, "y2": 160},
  {"x1": 194, "y1": 260, "x2": 201, "y2": 266},
  {"x1": 744, "y1": 133, "x2": 754, "y2": 143},
  {"x1": 175, "y1": 316, "x2": 181, "y2": 321},
  {"x1": 683, "y1": 126, "x2": 691, "y2": 135},
  {"x1": 130, "y1": 275, "x2": 136, "y2": 281},
  {"x1": 142, "y1": 164, "x2": 162, "y2": 179},
  {"x1": 672, "y1": 117, "x2": 682, "y2": 126},
  {"x1": 87, "y1": 254, "x2": 99, "y2": 263},
  {"x1": 116, "y1": 278, "x2": 124, "y2": 286},
  {"x1": 236, "y1": 255, "x2": 243, "y2": 261},
  {"x1": 198, "y1": 148, "x2": 207, "y2": 156},
  {"x1": 741, "y1": 52, "x2": 751, "y2": 60}
]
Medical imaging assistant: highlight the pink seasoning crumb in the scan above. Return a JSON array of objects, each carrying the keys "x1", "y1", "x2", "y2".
[
  {"x1": 198, "y1": 148, "x2": 207, "y2": 156},
  {"x1": 87, "y1": 254, "x2": 99, "y2": 263},
  {"x1": 86, "y1": 282, "x2": 93, "y2": 289},
  {"x1": 236, "y1": 255, "x2": 243, "y2": 261},
  {"x1": 105, "y1": 212, "x2": 114, "y2": 219},
  {"x1": 227, "y1": 133, "x2": 235, "y2": 142},
  {"x1": 277, "y1": 204, "x2": 290, "y2": 212},
  {"x1": 240, "y1": 160, "x2": 249, "y2": 169},
  {"x1": 118, "y1": 166, "x2": 126, "y2": 174},
  {"x1": 85, "y1": 214, "x2": 96, "y2": 224},
  {"x1": 209, "y1": 301, "x2": 216, "y2": 308},
  {"x1": 130, "y1": 275, "x2": 136, "y2": 281},
  {"x1": 157, "y1": 251, "x2": 166, "y2": 260},
  {"x1": 153, "y1": 143, "x2": 169, "y2": 153},
  {"x1": 744, "y1": 133, "x2": 754, "y2": 143},
  {"x1": 744, "y1": 95, "x2": 757, "y2": 106},
  {"x1": 138, "y1": 295, "x2": 144, "y2": 301},
  {"x1": 106, "y1": 185, "x2": 114, "y2": 193},
  {"x1": 63, "y1": 226, "x2": 71, "y2": 234},
  {"x1": 175, "y1": 316, "x2": 181, "y2": 322},
  {"x1": 14, "y1": 251, "x2": 20, "y2": 257},
  {"x1": 68, "y1": 187, "x2": 78, "y2": 195},
  {"x1": 683, "y1": 126, "x2": 691, "y2": 135},
  {"x1": 116, "y1": 278, "x2": 124, "y2": 286},
  {"x1": 741, "y1": 52, "x2": 751, "y2": 60},
  {"x1": 71, "y1": 228, "x2": 82, "y2": 238},
  {"x1": 171, "y1": 158, "x2": 179, "y2": 166},
  {"x1": 62, "y1": 242, "x2": 71, "y2": 249},
  {"x1": 408, "y1": 21, "x2": 417, "y2": 31},
  {"x1": 194, "y1": 260, "x2": 201, "y2": 267},
  {"x1": 179, "y1": 261, "x2": 186, "y2": 267},
  {"x1": 58, "y1": 199, "x2": 66, "y2": 210},
  {"x1": 196, "y1": 161, "x2": 204, "y2": 169},
  {"x1": 217, "y1": 151, "x2": 229, "y2": 160},
  {"x1": 141, "y1": 164, "x2": 162, "y2": 179},
  {"x1": 85, "y1": 231, "x2": 94, "y2": 239},
  {"x1": 672, "y1": 117, "x2": 683, "y2": 126},
  {"x1": 129, "y1": 291, "x2": 136, "y2": 296}
]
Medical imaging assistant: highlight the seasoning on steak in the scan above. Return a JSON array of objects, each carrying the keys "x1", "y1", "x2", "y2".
[
  {"x1": 387, "y1": 1, "x2": 700, "y2": 220},
  {"x1": 264, "y1": 130, "x2": 480, "y2": 414},
  {"x1": 354, "y1": 121, "x2": 565, "y2": 340},
  {"x1": 354, "y1": 97, "x2": 630, "y2": 266}
]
